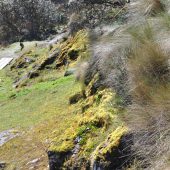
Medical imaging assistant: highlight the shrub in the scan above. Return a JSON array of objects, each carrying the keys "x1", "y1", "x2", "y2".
[
  {"x1": 68, "y1": 0, "x2": 127, "y2": 35},
  {"x1": 125, "y1": 22, "x2": 170, "y2": 169},
  {"x1": 0, "y1": 0, "x2": 60, "y2": 44},
  {"x1": 128, "y1": 24, "x2": 169, "y2": 103}
]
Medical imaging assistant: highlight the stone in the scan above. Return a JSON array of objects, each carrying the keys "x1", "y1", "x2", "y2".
[
  {"x1": 48, "y1": 151, "x2": 72, "y2": 170},
  {"x1": 69, "y1": 92, "x2": 83, "y2": 104},
  {"x1": 64, "y1": 68, "x2": 76, "y2": 77},
  {"x1": 0, "y1": 161, "x2": 6, "y2": 169},
  {"x1": 24, "y1": 57, "x2": 34, "y2": 63},
  {"x1": 74, "y1": 136, "x2": 82, "y2": 144},
  {"x1": 72, "y1": 144, "x2": 80, "y2": 154},
  {"x1": 27, "y1": 158, "x2": 40, "y2": 165}
]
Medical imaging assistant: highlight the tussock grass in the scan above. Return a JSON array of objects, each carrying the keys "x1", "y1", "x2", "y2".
[
  {"x1": 128, "y1": 23, "x2": 169, "y2": 103},
  {"x1": 125, "y1": 21, "x2": 170, "y2": 169},
  {"x1": 144, "y1": 0, "x2": 165, "y2": 16},
  {"x1": 129, "y1": 43, "x2": 169, "y2": 102}
]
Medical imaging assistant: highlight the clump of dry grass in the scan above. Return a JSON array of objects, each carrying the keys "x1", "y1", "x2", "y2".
[
  {"x1": 126, "y1": 0, "x2": 166, "y2": 24},
  {"x1": 144, "y1": 0, "x2": 165, "y2": 16},
  {"x1": 128, "y1": 24, "x2": 169, "y2": 103},
  {"x1": 126, "y1": 101, "x2": 170, "y2": 169},
  {"x1": 125, "y1": 20, "x2": 170, "y2": 169}
]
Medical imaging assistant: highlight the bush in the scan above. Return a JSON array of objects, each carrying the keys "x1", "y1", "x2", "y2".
[
  {"x1": 0, "y1": 0, "x2": 60, "y2": 43},
  {"x1": 125, "y1": 22, "x2": 170, "y2": 169},
  {"x1": 128, "y1": 24, "x2": 169, "y2": 103},
  {"x1": 68, "y1": 0, "x2": 127, "y2": 35}
]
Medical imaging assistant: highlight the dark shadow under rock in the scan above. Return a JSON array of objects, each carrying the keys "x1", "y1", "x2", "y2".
[
  {"x1": 48, "y1": 133, "x2": 134, "y2": 170},
  {"x1": 68, "y1": 50, "x2": 79, "y2": 60},
  {"x1": 48, "y1": 151, "x2": 72, "y2": 170},
  {"x1": 69, "y1": 92, "x2": 84, "y2": 104},
  {"x1": 64, "y1": 68, "x2": 76, "y2": 77},
  {"x1": 38, "y1": 49, "x2": 60, "y2": 70},
  {"x1": 93, "y1": 133, "x2": 134, "y2": 170}
]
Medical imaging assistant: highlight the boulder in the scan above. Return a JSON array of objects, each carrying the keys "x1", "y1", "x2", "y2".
[
  {"x1": 48, "y1": 151, "x2": 72, "y2": 170},
  {"x1": 69, "y1": 92, "x2": 84, "y2": 104},
  {"x1": 0, "y1": 161, "x2": 6, "y2": 170},
  {"x1": 64, "y1": 68, "x2": 76, "y2": 77}
]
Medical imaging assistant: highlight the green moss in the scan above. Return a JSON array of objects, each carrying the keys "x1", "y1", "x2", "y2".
[
  {"x1": 50, "y1": 140, "x2": 75, "y2": 152},
  {"x1": 49, "y1": 88, "x2": 124, "y2": 161},
  {"x1": 83, "y1": 138, "x2": 98, "y2": 154},
  {"x1": 92, "y1": 126, "x2": 128, "y2": 160}
]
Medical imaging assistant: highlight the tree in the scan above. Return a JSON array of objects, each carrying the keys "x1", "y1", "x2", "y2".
[
  {"x1": 68, "y1": 0, "x2": 127, "y2": 35},
  {"x1": 0, "y1": 0, "x2": 61, "y2": 43}
]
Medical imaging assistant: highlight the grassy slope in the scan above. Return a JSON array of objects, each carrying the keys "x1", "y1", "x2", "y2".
[
  {"x1": 0, "y1": 30, "x2": 89, "y2": 169},
  {"x1": 0, "y1": 69, "x2": 82, "y2": 169},
  {"x1": 0, "y1": 30, "x2": 125, "y2": 169}
]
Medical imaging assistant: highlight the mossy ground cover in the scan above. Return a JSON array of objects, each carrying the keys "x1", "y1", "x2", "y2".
[{"x1": 49, "y1": 87, "x2": 125, "y2": 168}]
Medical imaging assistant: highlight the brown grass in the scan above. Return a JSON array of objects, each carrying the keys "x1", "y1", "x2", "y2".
[
  {"x1": 124, "y1": 18, "x2": 170, "y2": 168},
  {"x1": 144, "y1": 0, "x2": 165, "y2": 16},
  {"x1": 128, "y1": 24, "x2": 169, "y2": 103}
]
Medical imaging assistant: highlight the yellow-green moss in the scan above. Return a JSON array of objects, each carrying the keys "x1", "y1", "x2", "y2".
[
  {"x1": 80, "y1": 89, "x2": 118, "y2": 130},
  {"x1": 49, "y1": 88, "x2": 122, "y2": 158},
  {"x1": 56, "y1": 30, "x2": 89, "y2": 67},
  {"x1": 85, "y1": 74, "x2": 99, "y2": 97},
  {"x1": 92, "y1": 126, "x2": 128, "y2": 160},
  {"x1": 69, "y1": 30, "x2": 88, "y2": 53},
  {"x1": 49, "y1": 123, "x2": 79, "y2": 152},
  {"x1": 50, "y1": 140, "x2": 74, "y2": 152}
]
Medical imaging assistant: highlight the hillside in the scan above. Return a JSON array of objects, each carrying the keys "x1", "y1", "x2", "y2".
[{"x1": 0, "y1": 0, "x2": 170, "y2": 170}]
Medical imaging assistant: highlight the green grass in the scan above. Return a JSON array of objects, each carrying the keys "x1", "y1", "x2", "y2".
[
  {"x1": 0, "y1": 70, "x2": 81, "y2": 131},
  {"x1": 0, "y1": 68, "x2": 83, "y2": 169},
  {"x1": 0, "y1": 70, "x2": 15, "y2": 100}
]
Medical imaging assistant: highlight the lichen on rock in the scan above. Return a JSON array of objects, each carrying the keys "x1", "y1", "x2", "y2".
[
  {"x1": 48, "y1": 87, "x2": 127, "y2": 169},
  {"x1": 92, "y1": 126, "x2": 128, "y2": 160}
]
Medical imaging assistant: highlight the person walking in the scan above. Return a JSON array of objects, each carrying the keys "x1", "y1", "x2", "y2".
[{"x1": 19, "y1": 37, "x2": 24, "y2": 51}]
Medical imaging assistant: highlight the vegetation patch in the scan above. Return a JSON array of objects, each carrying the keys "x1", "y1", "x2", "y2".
[{"x1": 48, "y1": 87, "x2": 125, "y2": 168}]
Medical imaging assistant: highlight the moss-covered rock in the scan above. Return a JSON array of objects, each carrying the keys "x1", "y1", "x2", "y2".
[
  {"x1": 48, "y1": 88, "x2": 128, "y2": 169},
  {"x1": 9, "y1": 30, "x2": 89, "y2": 88},
  {"x1": 55, "y1": 30, "x2": 89, "y2": 68},
  {"x1": 92, "y1": 126, "x2": 128, "y2": 160},
  {"x1": 91, "y1": 128, "x2": 134, "y2": 170}
]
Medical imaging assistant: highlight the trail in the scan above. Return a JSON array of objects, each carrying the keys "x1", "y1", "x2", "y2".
[
  {"x1": 0, "y1": 42, "x2": 38, "y2": 70},
  {"x1": 0, "y1": 32, "x2": 68, "y2": 70}
]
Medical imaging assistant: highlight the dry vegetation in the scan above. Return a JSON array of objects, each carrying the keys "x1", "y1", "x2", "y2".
[
  {"x1": 124, "y1": 0, "x2": 170, "y2": 169},
  {"x1": 80, "y1": 0, "x2": 170, "y2": 169}
]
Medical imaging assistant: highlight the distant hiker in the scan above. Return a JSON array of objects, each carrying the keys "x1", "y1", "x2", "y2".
[
  {"x1": 49, "y1": 44, "x2": 53, "y2": 51},
  {"x1": 19, "y1": 38, "x2": 24, "y2": 51},
  {"x1": 64, "y1": 58, "x2": 70, "y2": 67}
]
